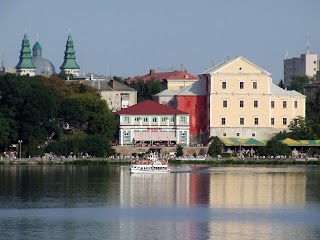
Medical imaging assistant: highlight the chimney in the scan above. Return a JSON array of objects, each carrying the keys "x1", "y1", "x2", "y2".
[
  {"x1": 150, "y1": 69, "x2": 155, "y2": 75},
  {"x1": 109, "y1": 79, "x2": 114, "y2": 89}
]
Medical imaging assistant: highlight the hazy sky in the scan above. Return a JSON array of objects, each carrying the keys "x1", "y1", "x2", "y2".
[{"x1": 1, "y1": 0, "x2": 319, "y2": 82}]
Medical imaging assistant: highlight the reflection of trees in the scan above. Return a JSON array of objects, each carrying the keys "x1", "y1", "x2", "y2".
[{"x1": 0, "y1": 166, "x2": 120, "y2": 208}]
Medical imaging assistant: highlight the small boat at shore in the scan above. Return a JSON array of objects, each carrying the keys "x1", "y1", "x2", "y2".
[{"x1": 130, "y1": 153, "x2": 170, "y2": 174}]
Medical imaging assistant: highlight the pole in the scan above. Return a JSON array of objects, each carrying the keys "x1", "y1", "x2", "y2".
[{"x1": 18, "y1": 140, "x2": 23, "y2": 159}]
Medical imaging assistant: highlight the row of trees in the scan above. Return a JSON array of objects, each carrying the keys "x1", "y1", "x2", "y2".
[
  {"x1": 0, "y1": 74, "x2": 116, "y2": 157},
  {"x1": 129, "y1": 77, "x2": 163, "y2": 102}
]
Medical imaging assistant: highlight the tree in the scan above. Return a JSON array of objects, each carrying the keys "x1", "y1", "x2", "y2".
[
  {"x1": 112, "y1": 76, "x2": 124, "y2": 84},
  {"x1": 288, "y1": 116, "x2": 316, "y2": 139},
  {"x1": 207, "y1": 137, "x2": 223, "y2": 157},
  {"x1": 278, "y1": 79, "x2": 285, "y2": 89},
  {"x1": 74, "y1": 93, "x2": 116, "y2": 138},
  {"x1": 259, "y1": 138, "x2": 291, "y2": 157},
  {"x1": 59, "y1": 98, "x2": 86, "y2": 128},
  {"x1": 0, "y1": 116, "x2": 11, "y2": 149},
  {"x1": 176, "y1": 144, "x2": 184, "y2": 157},
  {"x1": 289, "y1": 76, "x2": 315, "y2": 93},
  {"x1": 130, "y1": 77, "x2": 163, "y2": 102}
]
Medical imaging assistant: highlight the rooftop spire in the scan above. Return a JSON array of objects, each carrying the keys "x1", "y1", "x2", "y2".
[
  {"x1": 60, "y1": 33, "x2": 80, "y2": 77},
  {"x1": 16, "y1": 33, "x2": 36, "y2": 69}
]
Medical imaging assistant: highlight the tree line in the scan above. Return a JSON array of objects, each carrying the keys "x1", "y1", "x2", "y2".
[{"x1": 0, "y1": 74, "x2": 116, "y2": 157}]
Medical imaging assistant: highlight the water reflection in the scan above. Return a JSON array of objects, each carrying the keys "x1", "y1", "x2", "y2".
[{"x1": 0, "y1": 165, "x2": 320, "y2": 239}]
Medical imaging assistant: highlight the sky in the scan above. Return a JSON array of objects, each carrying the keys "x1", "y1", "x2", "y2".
[{"x1": 1, "y1": 0, "x2": 320, "y2": 82}]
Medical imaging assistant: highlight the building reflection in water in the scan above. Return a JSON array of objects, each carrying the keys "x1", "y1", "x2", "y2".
[{"x1": 119, "y1": 166, "x2": 307, "y2": 239}]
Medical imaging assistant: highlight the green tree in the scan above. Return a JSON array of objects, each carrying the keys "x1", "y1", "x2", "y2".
[
  {"x1": 176, "y1": 144, "x2": 184, "y2": 157},
  {"x1": 259, "y1": 138, "x2": 291, "y2": 157},
  {"x1": 289, "y1": 76, "x2": 315, "y2": 93},
  {"x1": 112, "y1": 76, "x2": 124, "y2": 84},
  {"x1": 207, "y1": 136, "x2": 223, "y2": 157},
  {"x1": 74, "y1": 93, "x2": 116, "y2": 138},
  {"x1": 0, "y1": 116, "x2": 11, "y2": 148},
  {"x1": 130, "y1": 77, "x2": 162, "y2": 102},
  {"x1": 288, "y1": 116, "x2": 316, "y2": 139},
  {"x1": 278, "y1": 79, "x2": 285, "y2": 89},
  {"x1": 59, "y1": 98, "x2": 86, "y2": 128}
]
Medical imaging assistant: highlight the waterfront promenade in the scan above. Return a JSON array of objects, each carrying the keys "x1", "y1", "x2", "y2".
[{"x1": 1, "y1": 156, "x2": 319, "y2": 166}]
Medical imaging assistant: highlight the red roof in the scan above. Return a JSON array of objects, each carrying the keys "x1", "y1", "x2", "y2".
[
  {"x1": 115, "y1": 100, "x2": 189, "y2": 115},
  {"x1": 127, "y1": 69, "x2": 199, "y2": 84}
]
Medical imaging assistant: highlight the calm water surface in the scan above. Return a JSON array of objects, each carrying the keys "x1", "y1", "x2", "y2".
[{"x1": 0, "y1": 165, "x2": 320, "y2": 239}]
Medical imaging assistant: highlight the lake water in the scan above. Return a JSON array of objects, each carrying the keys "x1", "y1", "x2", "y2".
[{"x1": 0, "y1": 165, "x2": 320, "y2": 240}]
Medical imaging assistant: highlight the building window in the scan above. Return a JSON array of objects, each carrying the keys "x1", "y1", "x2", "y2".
[
  {"x1": 254, "y1": 117, "x2": 259, "y2": 125},
  {"x1": 222, "y1": 81, "x2": 227, "y2": 89},
  {"x1": 271, "y1": 117, "x2": 275, "y2": 125},
  {"x1": 186, "y1": 101, "x2": 191, "y2": 108},
  {"x1": 223, "y1": 132, "x2": 227, "y2": 137},
  {"x1": 221, "y1": 117, "x2": 226, "y2": 125},
  {"x1": 134, "y1": 117, "x2": 140, "y2": 122},
  {"x1": 236, "y1": 132, "x2": 240, "y2": 137},
  {"x1": 271, "y1": 101, "x2": 275, "y2": 108},
  {"x1": 239, "y1": 81, "x2": 244, "y2": 89},
  {"x1": 252, "y1": 133, "x2": 256, "y2": 137},
  {"x1": 143, "y1": 117, "x2": 148, "y2": 123},
  {"x1": 152, "y1": 117, "x2": 157, "y2": 123},
  {"x1": 124, "y1": 116, "x2": 130, "y2": 124},
  {"x1": 181, "y1": 116, "x2": 186, "y2": 124},
  {"x1": 294, "y1": 101, "x2": 298, "y2": 108},
  {"x1": 240, "y1": 100, "x2": 244, "y2": 108},
  {"x1": 240, "y1": 117, "x2": 244, "y2": 125},
  {"x1": 283, "y1": 101, "x2": 287, "y2": 108},
  {"x1": 161, "y1": 117, "x2": 167, "y2": 123},
  {"x1": 283, "y1": 117, "x2": 287, "y2": 125},
  {"x1": 223, "y1": 100, "x2": 228, "y2": 108},
  {"x1": 170, "y1": 117, "x2": 175, "y2": 123},
  {"x1": 254, "y1": 100, "x2": 258, "y2": 108},
  {"x1": 252, "y1": 81, "x2": 258, "y2": 89}
]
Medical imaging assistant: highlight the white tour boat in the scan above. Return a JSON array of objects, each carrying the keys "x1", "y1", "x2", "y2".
[{"x1": 130, "y1": 153, "x2": 171, "y2": 174}]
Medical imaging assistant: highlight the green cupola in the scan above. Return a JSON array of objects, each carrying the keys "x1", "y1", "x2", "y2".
[
  {"x1": 60, "y1": 34, "x2": 80, "y2": 77},
  {"x1": 16, "y1": 33, "x2": 36, "y2": 76}
]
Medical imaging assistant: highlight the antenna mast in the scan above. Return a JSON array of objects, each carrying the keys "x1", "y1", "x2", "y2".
[
  {"x1": 1, "y1": 52, "x2": 4, "y2": 69},
  {"x1": 306, "y1": 32, "x2": 310, "y2": 54}
]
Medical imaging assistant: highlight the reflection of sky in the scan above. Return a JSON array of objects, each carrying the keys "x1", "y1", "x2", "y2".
[{"x1": 1, "y1": 207, "x2": 320, "y2": 239}]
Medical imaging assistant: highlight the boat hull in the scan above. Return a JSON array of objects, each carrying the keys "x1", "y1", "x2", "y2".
[{"x1": 130, "y1": 164, "x2": 170, "y2": 174}]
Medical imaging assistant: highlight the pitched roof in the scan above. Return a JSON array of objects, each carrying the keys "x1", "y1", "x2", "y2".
[
  {"x1": 156, "y1": 77, "x2": 207, "y2": 97},
  {"x1": 115, "y1": 100, "x2": 189, "y2": 115},
  {"x1": 270, "y1": 83, "x2": 305, "y2": 97},
  {"x1": 203, "y1": 56, "x2": 271, "y2": 75},
  {"x1": 81, "y1": 80, "x2": 136, "y2": 92},
  {"x1": 127, "y1": 70, "x2": 199, "y2": 84}
]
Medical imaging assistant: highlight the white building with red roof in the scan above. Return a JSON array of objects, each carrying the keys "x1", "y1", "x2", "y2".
[
  {"x1": 127, "y1": 69, "x2": 199, "y2": 90},
  {"x1": 115, "y1": 100, "x2": 190, "y2": 146}
]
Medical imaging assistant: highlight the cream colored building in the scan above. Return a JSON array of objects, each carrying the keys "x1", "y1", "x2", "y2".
[{"x1": 200, "y1": 56, "x2": 306, "y2": 140}]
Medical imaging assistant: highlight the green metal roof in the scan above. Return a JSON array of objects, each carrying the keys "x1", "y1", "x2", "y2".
[
  {"x1": 16, "y1": 33, "x2": 36, "y2": 69},
  {"x1": 60, "y1": 34, "x2": 80, "y2": 70}
]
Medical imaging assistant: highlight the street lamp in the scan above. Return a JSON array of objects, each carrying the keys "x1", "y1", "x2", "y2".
[{"x1": 18, "y1": 140, "x2": 23, "y2": 159}]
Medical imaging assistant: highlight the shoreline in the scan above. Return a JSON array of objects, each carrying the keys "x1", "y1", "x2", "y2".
[{"x1": 1, "y1": 158, "x2": 320, "y2": 166}]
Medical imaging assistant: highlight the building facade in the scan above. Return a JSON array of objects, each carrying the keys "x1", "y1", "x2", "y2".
[
  {"x1": 284, "y1": 53, "x2": 319, "y2": 87},
  {"x1": 156, "y1": 77, "x2": 207, "y2": 142},
  {"x1": 127, "y1": 69, "x2": 199, "y2": 90},
  {"x1": 200, "y1": 56, "x2": 306, "y2": 140},
  {"x1": 115, "y1": 100, "x2": 190, "y2": 146},
  {"x1": 79, "y1": 79, "x2": 137, "y2": 112}
]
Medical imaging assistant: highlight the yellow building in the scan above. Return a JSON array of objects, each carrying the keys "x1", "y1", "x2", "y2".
[{"x1": 199, "y1": 56, "x2": 306, "y2": 140}]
